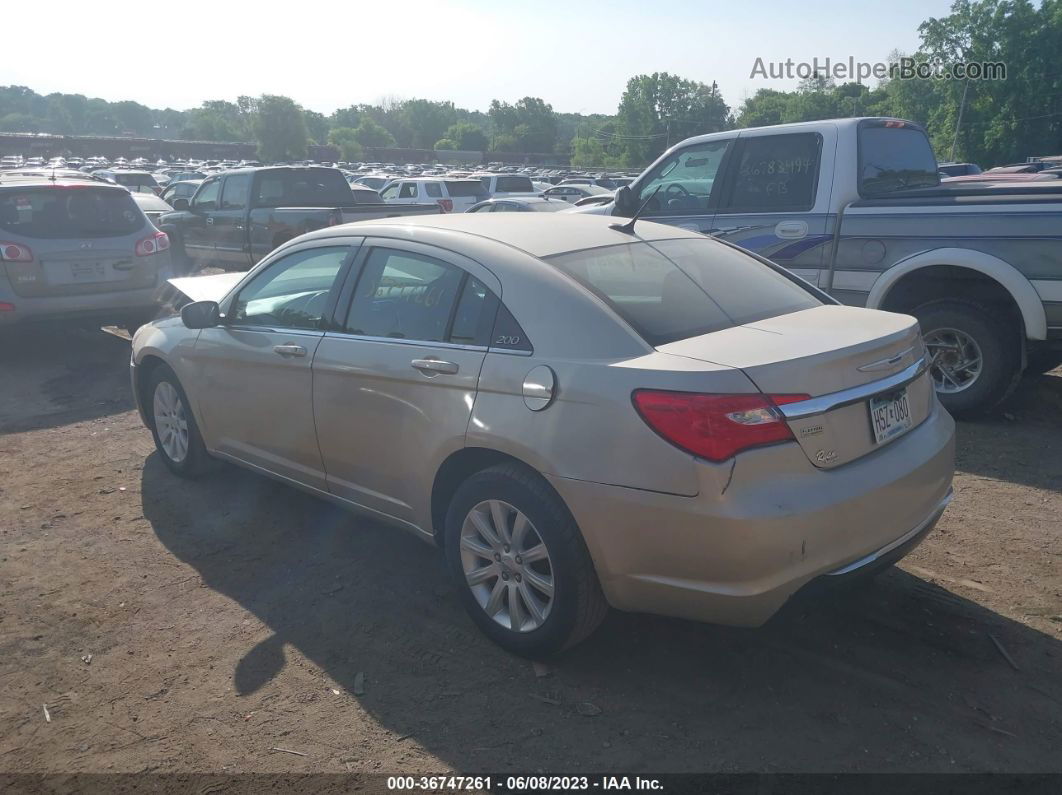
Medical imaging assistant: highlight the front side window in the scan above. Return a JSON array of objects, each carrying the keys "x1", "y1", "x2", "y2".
[
  {"x1": 343, "y1": 248, "x2": 465, "y2": 342},
  {"x1": 635, "y1": 139, "x2": 733, "y2": 216},
  {"x1": 220, "y1": 174, "x2": 252, "y2": 210},
  {"x1": 232, "y1": 246, "x2": 349, "y2": 330},
  {"x1": 380, "y1": 183, "x2": 400, "y2": 200},
  {"x1": 193, "y1": 179, "x2": 220, "y2": 211},
  {"x1": 547, "y1": 238, "x2": 821, "y2": 345},
  {"x1": 721, "y1": 133, "x2": 821, "y2": 212}
]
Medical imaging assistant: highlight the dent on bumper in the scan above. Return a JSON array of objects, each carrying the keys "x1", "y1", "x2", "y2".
[{"x1": 547, "y1": 404, "x2": 956, "y2": 627}]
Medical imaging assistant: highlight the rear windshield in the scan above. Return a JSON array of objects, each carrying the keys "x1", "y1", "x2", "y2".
[
  {"x1": 858, "y1": 122, "x2": 940, "y2": 196},
  {"x1": 445, "y1": 180, "x2": 489, "y2": 198},
  {"x1": 495, "y1": 176, "x2": 533, "y2": 192},
  {"x1": 254, "y1": 169, "x2": 354, "y2": 207},
  {"x1": 0, "y1": 187, "x2": 145, "y2": 239},
  {"x1": 546, "y1": 238, "x2": 821, "y2": 345}
]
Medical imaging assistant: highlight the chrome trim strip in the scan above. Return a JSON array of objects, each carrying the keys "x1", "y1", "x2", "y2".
[
  {"x1": 779, "y1": 356, "x2": 928, "y2": 420},
  {"x1": 825, "y1": 489, "x2": 953, "y2": 577},
  {"x1": 322, "y1": 332, "x2": 488, "y2": 352}
]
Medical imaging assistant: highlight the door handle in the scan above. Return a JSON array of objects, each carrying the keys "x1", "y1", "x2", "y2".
[
  {"x1": 411, "y1": 358, "x2": 459, "y2": 375},
  {"x1": 273, "y1": 344, "x2": 307, "y2": 357},
  {"x1": 706, "y1": 226, "x2": 740, "y2": 237},
  {"x1": 206, "y1": 217, "x2": 214, "y2": 225}
]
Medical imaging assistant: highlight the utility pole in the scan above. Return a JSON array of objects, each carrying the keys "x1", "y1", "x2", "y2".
[{"x1": 950, "y1": 78, "x2": 969, "y2": 163}]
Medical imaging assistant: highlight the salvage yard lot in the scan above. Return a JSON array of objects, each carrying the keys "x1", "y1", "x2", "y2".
[{"x1": 1, "y1": 327, "x2": 1060, "y2": 774}]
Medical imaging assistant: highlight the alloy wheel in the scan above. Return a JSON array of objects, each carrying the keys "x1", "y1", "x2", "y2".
[
  {"x1": 153, "y1": 381, "x2": 189, "y2": 463},
  {"x1": 924, "y1": 327, "x2": 983, "y2": 393},
  {"x1": 459, "y1": 499, "x2": 555, "y2": 632}
]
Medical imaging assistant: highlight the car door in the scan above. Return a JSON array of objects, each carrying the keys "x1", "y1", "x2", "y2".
[
  {"x1": 212, "y1": 173, "x2": 252, "y2": 268},
  {"x1": 312, "y1": 239, "x2": 501, "y2": 526},
  {"x1": 181, "y1": 177, "x2": 220, "y2": 263},
  {"x1": 188, "y1": 241, "x2": 359, "y2": 490},
  {"x1": 709, "y1": 130, "x2": 831, "y2": 289},
  {"x1": 622, "y1": 136, "x2": 736, "y2": 232}
]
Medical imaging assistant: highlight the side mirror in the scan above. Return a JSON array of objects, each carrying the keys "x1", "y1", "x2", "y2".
[
  {"x1": 181, "y1": 300, "x2": 221, "y2": 329},
  {"x1": 614, "y1": 185, "x2": 636, "y2": 216},
  {"x1": 172, "y1": 197, "x2": 189, "y2": 211}
]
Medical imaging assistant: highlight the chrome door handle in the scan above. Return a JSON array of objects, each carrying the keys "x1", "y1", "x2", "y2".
[
  {"x1": 411, "y1": 358, "x2": 459, "y2": 375},
  {"x1": 206, "y1": 217, "x2": 214, "y2": 225},
  {"x1": 273, "y1": 344, "x2": 307, "y2": 357}
]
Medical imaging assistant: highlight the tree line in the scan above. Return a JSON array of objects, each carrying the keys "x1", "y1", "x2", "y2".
[{"x1": 2, "y1": 1, "x2": 1059, "y2": 168}]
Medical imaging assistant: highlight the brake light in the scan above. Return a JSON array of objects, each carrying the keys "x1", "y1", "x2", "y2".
[
  {"x1": 0, "y1": 242, "x2": 33, "y2": 262},
  {"x1": 438, "y1": 199, "x2": 453, "y2": 213},
  {"x1": 135, "y1": 231, "x2": 170, "y2": 256},
  {"x1": 632, "y1": 390, "x2": 809, "y2": 462},
  {"x1": 0, "y1": 302, "x2": 15, "y2": 312}
]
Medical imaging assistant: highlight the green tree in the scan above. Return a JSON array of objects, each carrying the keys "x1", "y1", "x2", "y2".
[
  {"x1": 354, "y1": 116, "x2": 396, "y2": 148},
  {"x1": 328, "y1": 126, "x2": 364, "y2": 161},
  {"x1": 252, "y1": 95, "x2": 308, "y2": 161},
  {"x1": 436, "y1": 121, "x2": 488, "y2": 151},
  {"x1": 303, "y1": 110, "x2": 330, "y2": 146},
  {"x1": 402, "y1": 99, "x2": 458, "y2": 149},
  {"x1": 488, "y1": 97, "x2": 557, "y2": 152}
]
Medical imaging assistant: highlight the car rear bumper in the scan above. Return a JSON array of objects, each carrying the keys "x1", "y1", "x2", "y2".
[
  {"x1": 0, "y1": 283, "x2": 164, "y2": 325},
  {"x1": 546, "y1": 401, "x2": 956, "y2": 627}
]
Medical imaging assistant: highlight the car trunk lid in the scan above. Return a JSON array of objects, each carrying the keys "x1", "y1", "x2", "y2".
[{"x1": 657, "y1": 305, "x2": 932, "y2": 468}]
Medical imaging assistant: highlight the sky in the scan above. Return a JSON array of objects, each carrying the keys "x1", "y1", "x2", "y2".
[{"x1": 2, "y1": 0, "x2": 958, "y2": 116}]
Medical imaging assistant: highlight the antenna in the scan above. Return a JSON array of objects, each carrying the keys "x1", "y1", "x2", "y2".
[{"x1": 609, "y1": 186, "x2": 661, "y2": 235}]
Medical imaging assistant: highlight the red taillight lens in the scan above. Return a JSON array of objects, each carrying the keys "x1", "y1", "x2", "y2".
[
  {"x1": 0, "y1": 302, "x2": 15, "y2": 312},
  {"x1": 632, "y1": 390, "x2": 810, "y2": 462},
  {"x1": 135, "y1": 231, "x2": 170, "y2": 256},
  {"x1": 438, "y1": 199, "x2": 454, "y2": 213},
  {"x1": 0, "y1": 241, "x2": 33, "y2": 262}
]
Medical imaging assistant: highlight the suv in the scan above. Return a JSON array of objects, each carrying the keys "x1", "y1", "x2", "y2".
[
  {"x1": 0, "y1": 177, "x2": 172, "y2": 329},
  {"x1": 380, "y1": 178, "x2": 489, "y2": 213}
]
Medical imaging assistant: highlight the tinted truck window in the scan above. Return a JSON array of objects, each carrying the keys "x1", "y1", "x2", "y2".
[
  {"x1": 253, "y1": 169, "x2": 354, "y2": 207},
  {"x1": 858, "y1": 121, "x2": 940, "y2": 196},
  {"x1": 495, "y1": 176, "x2": 533, "y2": 192},
  {"x1": 444, "y1": 181, "x2": 489, "y2": 199},
  {"x1": 723, "y1": 133, "x2": 821, "y2": 211},
  {"x1": 547, "y1": 238, "x2": 821, "y2": 345}
]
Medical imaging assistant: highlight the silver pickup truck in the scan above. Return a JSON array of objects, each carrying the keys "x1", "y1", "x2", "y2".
[{"x1": 577, "y1": 117, "x2": 1062, "y2": 415}]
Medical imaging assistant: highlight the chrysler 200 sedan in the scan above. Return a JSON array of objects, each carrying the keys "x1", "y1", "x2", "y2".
[{"x1": 131, "y1": 214, "x2": 955, "y2": 656}]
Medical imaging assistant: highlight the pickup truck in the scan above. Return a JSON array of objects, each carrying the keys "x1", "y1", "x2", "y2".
[
  {"x1": 159, "y1": 166, "x2": 439, "y2": 273},
  {"x1": 577, "y1": 117, "x2": 1062, "y2": 415}
]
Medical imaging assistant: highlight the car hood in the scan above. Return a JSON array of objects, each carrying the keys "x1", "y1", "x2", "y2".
[{"x1": 167, "y1": 271, "x2": 246, "y2": 303}]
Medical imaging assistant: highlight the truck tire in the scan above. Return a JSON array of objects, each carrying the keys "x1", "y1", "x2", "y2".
[{"x1": 913, "y1": 299, "x2": 1021, "y2": 417}]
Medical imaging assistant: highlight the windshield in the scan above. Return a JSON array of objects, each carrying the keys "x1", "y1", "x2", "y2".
[
  {"x1": 0, "y1": 187, "x2": 145, "y2": 239},
  {"x1": 546, "y1": 238, "x2": 821, "y2": 345},
  {"x1": 859, "y1": 122, "x2": 940, "y2": 195}
]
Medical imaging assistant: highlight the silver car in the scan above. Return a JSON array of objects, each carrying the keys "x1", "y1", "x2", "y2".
[
  {"x1": 131, "y1": 214, "x2": 955, "y2": 656},
  {"x1": 0, "y1": 177, "x2": 173, "y2": 328}
]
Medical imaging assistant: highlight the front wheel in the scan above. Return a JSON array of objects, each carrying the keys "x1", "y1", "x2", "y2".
[
  {"x1": 146, "y1": 365, "x2": 212, "y2": 477},
  {"x1": 444, "y1": 464, "x2": 608, "y2": 657},
  {"x1": 913, "y1": 299, "x2": 1021, "y2": 417}
]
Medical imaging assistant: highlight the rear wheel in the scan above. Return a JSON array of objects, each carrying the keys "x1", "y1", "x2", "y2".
[
  {"x1": 444, "y1": 464, "x2": 607, "y2": 657},
  {"x1": 147, "y1": 365, "x2": 212, "y2": 477},
  {"x1": 913, "y1": 299, "x2": 1020, "y2": 417}
]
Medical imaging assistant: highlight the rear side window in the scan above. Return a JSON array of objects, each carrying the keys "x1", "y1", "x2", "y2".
[
  {"x1": 444, "y1": 180, "x2": 488, "y2": 198},
  {"x1": 858, "y1": 121, "x2": 940, "y2": 196},
  {"x1": 425, "y1": 182, "x2": 443, "y2": 198},
  {"x1": 546, "y1": 238, "x2": 821, "y2": 345},
  {"x1": 0, "y1": 188, "x2": 145, "y2": 239},
  {"x1": 721, "y1": 133, "x2": 821, "y2": 212},
  {"x1": 253, "y1": 169, "x2": 354, "y2": 207},
  {"x1": 495, "y1": 176, "x2": 533, "y2": 192}
]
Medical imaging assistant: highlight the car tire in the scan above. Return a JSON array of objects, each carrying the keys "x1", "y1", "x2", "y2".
[
  {"x1": 444, "y1": 463, "x2": 608, "y2": 657},
  {"x1": 913, "y1": 299, "x2": 1021, "y2": 417},
  {"x1": 146, "y1": 365, "x2": 212, "y2": 478}
]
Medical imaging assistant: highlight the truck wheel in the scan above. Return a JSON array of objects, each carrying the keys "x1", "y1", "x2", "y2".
[
  {"x1": 443, "y1": 463, "x2": 608, "y2": 658},
  {"x1": 913, "y1": 299, "x2": 1021, "y2": 417}
]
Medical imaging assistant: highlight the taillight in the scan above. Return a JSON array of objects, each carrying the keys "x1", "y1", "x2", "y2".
[
  {"x1": 135, "y1": 231, "x2": 170, "y2": 256},
  {"x1": 0, "y1": 302, "x2": 15, "y2": 312},
  {"x1": 632, "y1": 390, "x2": 810, "y2": 462},
  {"x1": 438, "y1": 199, "x2": 453, "y2": 213},
  {"x1": 0, "y1": 241, "x2": 33, "y2": 262}
]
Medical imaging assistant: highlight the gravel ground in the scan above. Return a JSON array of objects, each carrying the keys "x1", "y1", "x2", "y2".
[{"x1": 0, "y1": 327, "x2": 1059, "y2": 776}]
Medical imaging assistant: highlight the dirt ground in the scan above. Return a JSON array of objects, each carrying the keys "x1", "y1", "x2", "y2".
[{"x1": 1, "y1": 327, "x2": 1060, "y2": 776}]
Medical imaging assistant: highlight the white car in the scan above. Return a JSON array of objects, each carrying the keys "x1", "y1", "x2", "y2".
[{"x1": 380, "y1": 178, "x2": 489, "y2": 213}]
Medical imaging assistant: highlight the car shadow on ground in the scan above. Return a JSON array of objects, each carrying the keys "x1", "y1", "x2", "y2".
[
  {"x1": 141, "y1": 454, "x2": 1062, "y2": 773},
  {"x1": 0, "y1": 326, "x2": 134, "y2": 434},
  {"x1": 955, "y1": 371, "x2": 1062, "y2": 493}
]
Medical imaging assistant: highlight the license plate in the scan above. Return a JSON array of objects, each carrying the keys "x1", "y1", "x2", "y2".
[
  {"x1": 70, "y1": 262, "x2": 106, "y2": 280},
  {"x1": 869, "y1": 388, "x2": 913, "y2": 444}
]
